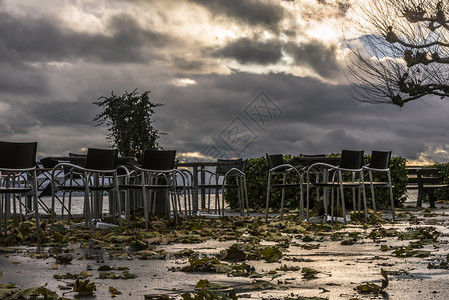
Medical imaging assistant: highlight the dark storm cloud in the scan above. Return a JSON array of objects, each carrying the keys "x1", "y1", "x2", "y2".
[
  {"x1": 0, "y1": 63, "x2": 49, "y2": 95},
  {"x1": 286, "y1": 39, "x2": 343, "y2": 79},
  {"x1": 214, "y1": 37, "x2": 283, "y2": 64},
  {"x1": 152, "y1": 72, "x2": 374, "y2": 154},
  {"x1": 0, "y1": 11, "x2": 171, "y2": 64},
  {"x1": 27, "y1": 100, "x2": 98, "y2": 126},
  {"x1": 188, "y1": 0, "x2": 285, "y2": 32},
  {"x1": 151, "y1": 70, "x2": 449, "y2": 162}
]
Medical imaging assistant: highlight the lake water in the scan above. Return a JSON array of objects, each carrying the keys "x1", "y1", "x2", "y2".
[{"x1": 37, "y1": 192, "x2": 222, "y2": 217}]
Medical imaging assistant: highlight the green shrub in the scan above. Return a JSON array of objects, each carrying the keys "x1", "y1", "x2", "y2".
[{"x1": 431, "y1": 162, "x2": 449, "y2": 201}]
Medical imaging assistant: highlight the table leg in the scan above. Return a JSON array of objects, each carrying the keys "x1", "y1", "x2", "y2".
[{"x1": 323, "y1": 170, "x2": 329, "y2": 217}]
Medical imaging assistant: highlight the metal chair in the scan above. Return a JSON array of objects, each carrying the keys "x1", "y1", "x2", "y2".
[
  {"x1": 364, "y1": 150, "x2": 395, "y2": 221},
  {"x1": 265, "y1": 154, "x2": 304, "y2": 222},
  {"x1": 50, "y1": 148, "x2": 121, "y2": 228},
  {"x1": 197, "y1": 158, "x2": 249, "y2": 217},
  {"x1": 173, "y1": 167, "x2": 194, "y2": 218},
  {"x1": 0, "y1": 141, "x2": 40, "y2": 244},
  {"x1": 121, "y1": 149, "x2": 178, "y2": 229},
  {"x1": 306, "y1": 150, "x2": 367, "y2": 224}
]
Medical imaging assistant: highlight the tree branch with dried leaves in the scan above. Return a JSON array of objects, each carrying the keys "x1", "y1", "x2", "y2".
[{"x1": 346, "y1": 0, "x2": 449, "y2": 106}]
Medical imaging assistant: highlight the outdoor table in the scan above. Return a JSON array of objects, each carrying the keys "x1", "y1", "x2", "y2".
[
  {"x1": 34, "y1": 166, "x2": 64, "y2": 214},
  {"x1": 177, "y1": 161, "x2": 218, "y2": 213}
]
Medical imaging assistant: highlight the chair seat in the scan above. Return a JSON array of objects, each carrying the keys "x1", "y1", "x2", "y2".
[
  {"x1": 366, "y1": 181, "x2": 390, "y2": 186},
  {"x1": 56, "y1": 185, "x2": 116, "y2": 191},
  {"x1": 422, "y1": 184, "x2": 449, "y2": 190},
  {"x1": 271, "y1": 183, "x2": 304, "y2": 189},
  {"x1": 313, "y1": 182, "x2": 364, "y2": 187},
  {"x1": 197, "y1": 184, "x2": 241, "y2": 189},
  {"x1": 0, "y1": 187, "x2": 33, "y2": 193},
  {"x1": 120, "y1": 184, "x2": 171, "y2": 190}
]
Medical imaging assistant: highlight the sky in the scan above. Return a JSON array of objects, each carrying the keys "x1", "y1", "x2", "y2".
[{"x1": 1, "y1": 0, "x2": 449, "y2": 164}]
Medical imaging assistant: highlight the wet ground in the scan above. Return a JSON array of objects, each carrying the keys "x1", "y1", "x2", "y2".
[{"x1": 2, "y1": 191, "x2": 449, "y2": 299}]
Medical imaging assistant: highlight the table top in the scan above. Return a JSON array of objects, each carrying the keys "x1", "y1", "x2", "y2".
[
  {"x1": 49, "y1": 156, "x2": 137, "y2": 164},
  {"x1": 177, "y1": 161, "x2": 218, "y2": 168}
]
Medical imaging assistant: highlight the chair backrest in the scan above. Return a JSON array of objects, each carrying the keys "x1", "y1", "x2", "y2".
[
  {"x1": 369, "y1": 150, "x2": 391, "y2": 169},
  {"x1": 266, "y1": 154, "x2": 284, "y2": 169},
  {"x1": 216, "y1": 158, "x2": 245, "y2": 176},
  {"x1": 0, "y1": 141, "x2": 37, "y2": 169},
  {"x1": 300, "y1": 153, "x2": 326, "y2": 158},
  {"x1": 40, "y1": 157, "x2": 59, "y2": 168},
  {"x1": 69, "y1": 152, "x2": 86, "y2": 167},
  {"x1": 339, "y1": 150, "x2": 364, "y2": 170},
  {"x1": 85, "y1": 148, "x2": 118, "y2": 170},
  {"x1": 141, "y1": 149, "x2": 177, "y2": 170}
]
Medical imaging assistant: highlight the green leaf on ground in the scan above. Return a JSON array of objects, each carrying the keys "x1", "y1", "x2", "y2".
[
  {"x1": 73, "y1": 279, "x2": 96, "y2": 295},
  {"x1": 393, "y1": 247, "x2": 431, "y2": 257},
  {"x1": 356, "y1": 268, "x2": 388, "y2": 294},
  {"x1": 10, "y1": 285, "x2": 59, "y2": 299},
  {"x1": 302, "y1": 267, "x2": 320, "y2": 279}
]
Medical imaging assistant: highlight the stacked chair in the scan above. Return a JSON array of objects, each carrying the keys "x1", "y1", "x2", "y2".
[
  {"x1": 265, "y1": 153, "x2": 304, "y2": 222},
  {"x1": 0, "y1": 141, "x2": 40, "y2": 244},
  {"x1": 50, "y1": 148, "x2": 121, "y2": 228},
  {"x1": 197, "y1": 158, "x2": 248, "y2": 217},
  {"x1": 120, "y1": 149, "x2": 178, "y2": 229},
  {"x1": 306, "y1": 150, "x2": 367, "y2": 224}
]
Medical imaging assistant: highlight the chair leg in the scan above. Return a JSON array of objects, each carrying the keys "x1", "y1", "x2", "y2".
[
  {"x1": 280, "y1": 174, "x2": 287, "y2": 217},
  {"x1": 243, "y1": 176, "x2": 249, "y2": 216},
  {"x1": 369, "y1": 171, "x2": 377, "y2": 215},
  {"x1": 339, "y1": 172, "x2": 347, "y2": 225},
  {"x1": 236, "y1": 181, "x2": 243, "y2": 216},
  {"x1": 143, "y1": 187, "x2": 149, "y2": 230},
  {"x1": 331, "y1": 187, "x2": 336, "y2": 223},
  {"x1": 361, "y1": 185, "x2": 368, "y2": 220},
  {"x1": 389, "y1": 185, "x2": 395, "y2": 222},
  {"x1": 217, "y1": 188, "x2": 221, "y2": 216},
  {"x1": 306, "y1": 173, "x2": 310, "y2": 222},
  {"x1": 265, "y1": 173, "x2": 272, "y2": 223},
  {"x1": 33, "y1": 193, "x2": 40, "y2": 246},
  {"x1": 171, "y1": 190, "x2": 178, "y2": 225},
  {"x1": 207, "y1": 189, "x2": 211, "y2": 213},
  {"x1": 4, "y1": 195, "x2": 9, "y2": 236},
  {"x1": 116, "y1": 191, "x2": 122, "y2": 227},
  {"x1": 0, "y1": 195, "x2": 3, "y2": 236},
  {"x1": 299, "y1": 177, "x2": 304, "y2": 220},
  {"x1": 352, "y1": 187, "x2": 357, "y2": 214},
  {"x1": 221, "y1": 186, "x2": 225, "y2": 218}
]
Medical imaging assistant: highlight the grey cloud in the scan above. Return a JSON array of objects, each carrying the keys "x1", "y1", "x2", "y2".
[
  {"x1": 214, "y1": 37, "x2": 283, "y2": 64},
  {"x1": 171, "y1": 56, "x2": 210, "y2": 72},
  {"x1": 0, "y1": 11, "x2": 171, "y2": 64},
  {"x1": 0, "y1": 63, "x2": 50, "y2": 96},
  {"x1": 188, "y1": 0, "x2": 285, "y2": 32},
  {"x1": 286, "y1": 40, "x2": 343, "y2": 79},
  {"x1": 151, "y1": 71, "x2": 447, "y2": 161}
]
